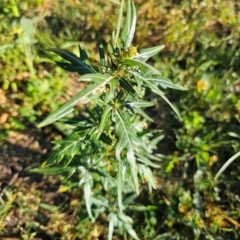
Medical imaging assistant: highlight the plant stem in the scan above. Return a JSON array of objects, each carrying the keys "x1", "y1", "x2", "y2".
[{"x1": 214, "y1": 151, "x2": 240, "y2": 181}]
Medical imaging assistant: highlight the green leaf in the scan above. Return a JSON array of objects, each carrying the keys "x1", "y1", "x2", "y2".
[
  {"x1": 59, "y1": 116, "x2": 92, "y2": 127},
  {"x1": 147, "y1": 77, "x2": 187, "y2": 90},
  {"x1": 38, "y1": 74, "x2": 113, "y2": 128},
  {"x1": 124, "y1": 58, "x2": 161, "y2": 75},
  {"x1": 45, "y1": 48, "x2": 96, "y2": 75},
  {"x1": 146, "y1": 81, "x2": 181, "y2": 119},
  {"x1": 43, "y1": 134, "x2": 84, "y2": 166},
  {"x1": 114, "y1": 0, "x2": 125, "y2": 47},
  {"x1": 123, "y1": 221, "x2": 139, "y2": 240},
  {"x1": 122, "y1": 99, "x2": 154, "y2": 122},
  {"x1": 129, "y1": 163, "x2": 139, "y2": 194},
  {"x1": 104, "y1": 78, "x2": 118, "y2": 104},
  {"x1": 115, "y1": 110, "x2": 141, "y2": 162},
  {"x1": 131, "y1": 71, "x2": 182, "y2": 120},
  {"x1": 132, "y1": 106, "x2": 153, "y2": 122},
  {"x1": 135, "y1": 45, "x2": 165, "y2": 62},
  {"x1": 115, "y1": 109, "x2": 141, "y2": 194},
  {"x1": 121, "y1": 0, "x2": 131, "y2": 46},
  {"x1": 127, "y1": 99, "x2": 154, "y2": 108},
  {"x1": 117, "y1": 163, "x2": 123, "y2": 213},
  {"x1": 78, "y1": 45, "x2": 97, "y2": 71},
  {"x1": 148, "y1": 134, "x2": 164, "y2": 150},
  {"x1": 97, "y1": 38, "x2": 107, "y2": 67},
  {"x1": 121, "y1": 0, "x2": 137, "y2": 48},
  {"x1": 83, "y1": 175, "x2": 94, "y2": 221},
  {"x1": 89, "y1": 167, "x2": 115, "y2": 181},
  {"x1": 119, "y1": 78, "x2": 135, "y2": 93},
  {"x1": 139, "y1": 164, "x2": 156, "y2": 190},
  {"x1": 136, "y1": 154, "x2": 160, "y2": 168},
  {"x1": 214, "y1": 151, "x2": 240, "y2": 181},
  {"x1": 30, "y1": 166, "x2": 74, "y2": 174},
  {"x1": 99, "y1": 132, "x2": 113, "y2": 145},
  {"x1": 97, "y1": 105, "x2": 112, "y2": 139},
  {"x1": 78, "y1": 45, "x2": 89, "y2": 63},
  {"x1": 129, "y1": 205, "x2": 158, "y2": 211},
  {"x1": 108, "y1": 213, "x2": 117, "y2": 240}
]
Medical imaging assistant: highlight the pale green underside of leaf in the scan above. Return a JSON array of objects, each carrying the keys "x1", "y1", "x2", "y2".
[
  {"x1": 38, "y1": 74, "x2": 113, "y2": 128},
  {"x1": 127, "y1": 99, "x2": 154, "y2": 108},
  {"x1": 83, "y1": 174, "x2": 94, "y2": 221},
  {"x1": 126, "y1": 99, "x2": 154, "y2": 121},
  {"x1": 117, "y1": 163, "x2": 123, "y2": 214},
  {"x1": 134, "y1": 106, "x2": 153, "y2": 122},
  {"x1": 136, "y1": 154, "x2": 160, "y2": 168},
  {"x1": 121, "y1": 0, "x2": 131, "y2": 44},
  {"x1": 134, "y1": 45, "x2": 165, "y2": 62},
  {"x1": 124, "y1": 222, "x2": 140, "y2": 240},
  {"x1": 125, "y1": 59, "x2": 186, "y2": 91},
  {"x1": 108, "y1": 213, "x2": 116, "y2": 240},
  {"x1": 129, "y1": 164, "x2": 139, "y2": 195},
  {"x1": 124, "y1": 58, "x2": 161, "y2": 75},
  {"x1": 139, "y1": 164, "x2": 156, "y2": 190},
  {"x1": 97, "y1": 105, "x2": 112, "y2": 139},
  {"x1": 148, "y1": 77, "x2": 187, "y2": 90},
  {"x1": 121, "y1": 0, "x2": 136, "y2": 48},
  {"x1": 115, "y1": 110, "x2": 140, "y2": 162},
  {"x1": 115, "y1": 110, "x2": 141, "y2": 194}
]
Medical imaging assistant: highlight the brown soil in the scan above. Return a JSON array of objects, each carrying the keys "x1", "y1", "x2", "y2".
[{"x1": 0, "y1": 75, "x2": 90, "y2": 240}]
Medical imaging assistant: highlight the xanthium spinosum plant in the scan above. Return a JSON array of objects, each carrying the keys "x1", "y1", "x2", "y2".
[{"x1": 34, "y1": 0, "x2": 186, "y2": 239}]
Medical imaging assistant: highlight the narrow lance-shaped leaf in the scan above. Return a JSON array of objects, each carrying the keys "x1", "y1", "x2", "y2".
[
  {"x1": 123, "y1": 100, "x2": 154, "y2": 121},
  {"x1": 124, "y1": 222, "x2": 140, "y2": 240},
  {"x1": 121, "y1": 0, "x2": 137, "y2": 48},
  {"x1": 121, "y1": 0, "x2": 131, "y2": 45},
  {"x1": 147, "y1": 77, "x2": 187, "y2": 90},
  {"x1": 108, "y1": 213, "x2": 117, "y2": 240},
  {"x1": 38, "y1": 74, "x2": 113, "y2": 128},
  {"x1": 131, "y1": 71, "x2": 182, "y2": 119},
  {"x1": 139, "y1": 165, "x2": 156, "y2": 192},
  {"x1": 129, "y1": 163, "x2": 139, "y2": 195},
  {"x1": 127, "y1": 1, "x2": 137, "y2": 48},
  {"x1": 115, "y1": 110, "x2": 140, "y2": 162},
  {"x1": 45, "y1": 48, "x2": 96, "y2": 74},
  {"x1": 43, "y1": 134, "x2": 85, "y2": 167},
  {"x1": 135, "y1": 154, "x2": 161, "y2": 168},
  {"x1": 78, "y1": 45, "x2": 90, "y2": 65},
  {"x1": 127, "y1": 99, "x2": 154, "y2": 108},
  {"x1": 114, "y1": 0, "x2": 125, "y2": 47},
  {"x1": 97, "y1": 104, "x2": 112, "y2": 139},
  {"x1": 133, "y1": 106, "x2": 154, "y2": 122},
  {"x1": 134, "y1": 45, "x2": 165, "y2": 62},
  {"x1": 117, "y1": 162, "x2": 123, "y2": 213},
  {"x1": 124, "y1": 58, "x2": 161, "y2": 76},
  {"x1": 119, "y1": 78, "x2": 136, "y2": 95},
  {"x1": 148, "y1": 134, "x2": 165, "y2": 150},
  {"x1": 115, "y1": 110, "x2": 141, "y2": 194},
  {"x1": 83, "y1": 174, "x2": 94, "y2": 221},
  {"x1": 97, "y1": 38, "x2": 107, "y2": 67}
]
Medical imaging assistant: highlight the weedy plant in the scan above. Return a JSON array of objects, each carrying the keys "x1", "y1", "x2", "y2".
[{"x1": 34, "y1": 0, "x2": 185, "y2": 239}]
